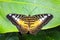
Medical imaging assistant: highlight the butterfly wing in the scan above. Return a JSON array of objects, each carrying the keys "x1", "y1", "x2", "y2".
[
  {"x1": 29, "y1": 14, "x2": 53, "y2": 34},
  {"x1": 7, "y1": 14, "x2": 29, "y2": 34},
  {"x1": 7, "y1": 14, "x2": 53, "y2": 35}
]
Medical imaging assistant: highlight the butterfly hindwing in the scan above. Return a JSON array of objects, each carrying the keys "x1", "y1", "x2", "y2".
[{"x1": 7, "y1": 14, "x2": 53, "y2": 35}]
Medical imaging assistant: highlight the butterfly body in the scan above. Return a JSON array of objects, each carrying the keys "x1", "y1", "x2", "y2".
[{"x1": 7, "y1": 14, "x2": 53, "y2": 34}]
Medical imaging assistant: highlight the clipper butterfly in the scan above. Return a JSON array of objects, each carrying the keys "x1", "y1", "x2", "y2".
[{"x1": 6, "y1": 14, "x2": 53, "y2": 34}]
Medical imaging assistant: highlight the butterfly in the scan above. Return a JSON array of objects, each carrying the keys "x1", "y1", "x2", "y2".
[{"x1": 6, "y1": 14, "x2": 53, "y2": 34}]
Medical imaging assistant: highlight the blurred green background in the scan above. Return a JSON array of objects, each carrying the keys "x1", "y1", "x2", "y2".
[{"x1": 0, "y1": 0, "x2": 60, "y2": 40}]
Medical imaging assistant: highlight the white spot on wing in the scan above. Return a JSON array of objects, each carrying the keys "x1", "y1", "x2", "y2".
[
  {"x1": 41, "y1": 18, "x2": 45, "y2": 20},
  {"x1": 15, "y1": 18, "x2": 18, "y2": 20},
  {"x1": 9, "y1": 14, "x2": 12, "y2": 16},
  {"x1": 14, "y1": 17, "x2": 20, "y2": 21},
  {"x1": 39, "y1": 19, "x2": 42, "y2": 21},
  {"x1": 48, "y1": 14, "x2": 51, "y2": 16},
  {"x1": 44, "y1": 16, "x2": 47, "y2": 18},
  {"x1": 12, "y1": 15, "x2": 15, "y2": 18},
  {"x1": 17, "y1": 19, "x2": 20, "y2": 21}
]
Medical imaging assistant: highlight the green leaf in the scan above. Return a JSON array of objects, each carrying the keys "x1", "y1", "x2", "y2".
[
  {"x1": 0, "y1": 0, "x2": 60, "y2": 33},
  {"x1": 0, "y1": 26, "x2": 60, "y2": 40}
]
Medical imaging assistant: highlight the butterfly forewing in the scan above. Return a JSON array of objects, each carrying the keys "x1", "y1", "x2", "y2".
[{"x1": 7, "y1": 14, "x2": 53, "y2": 35}]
